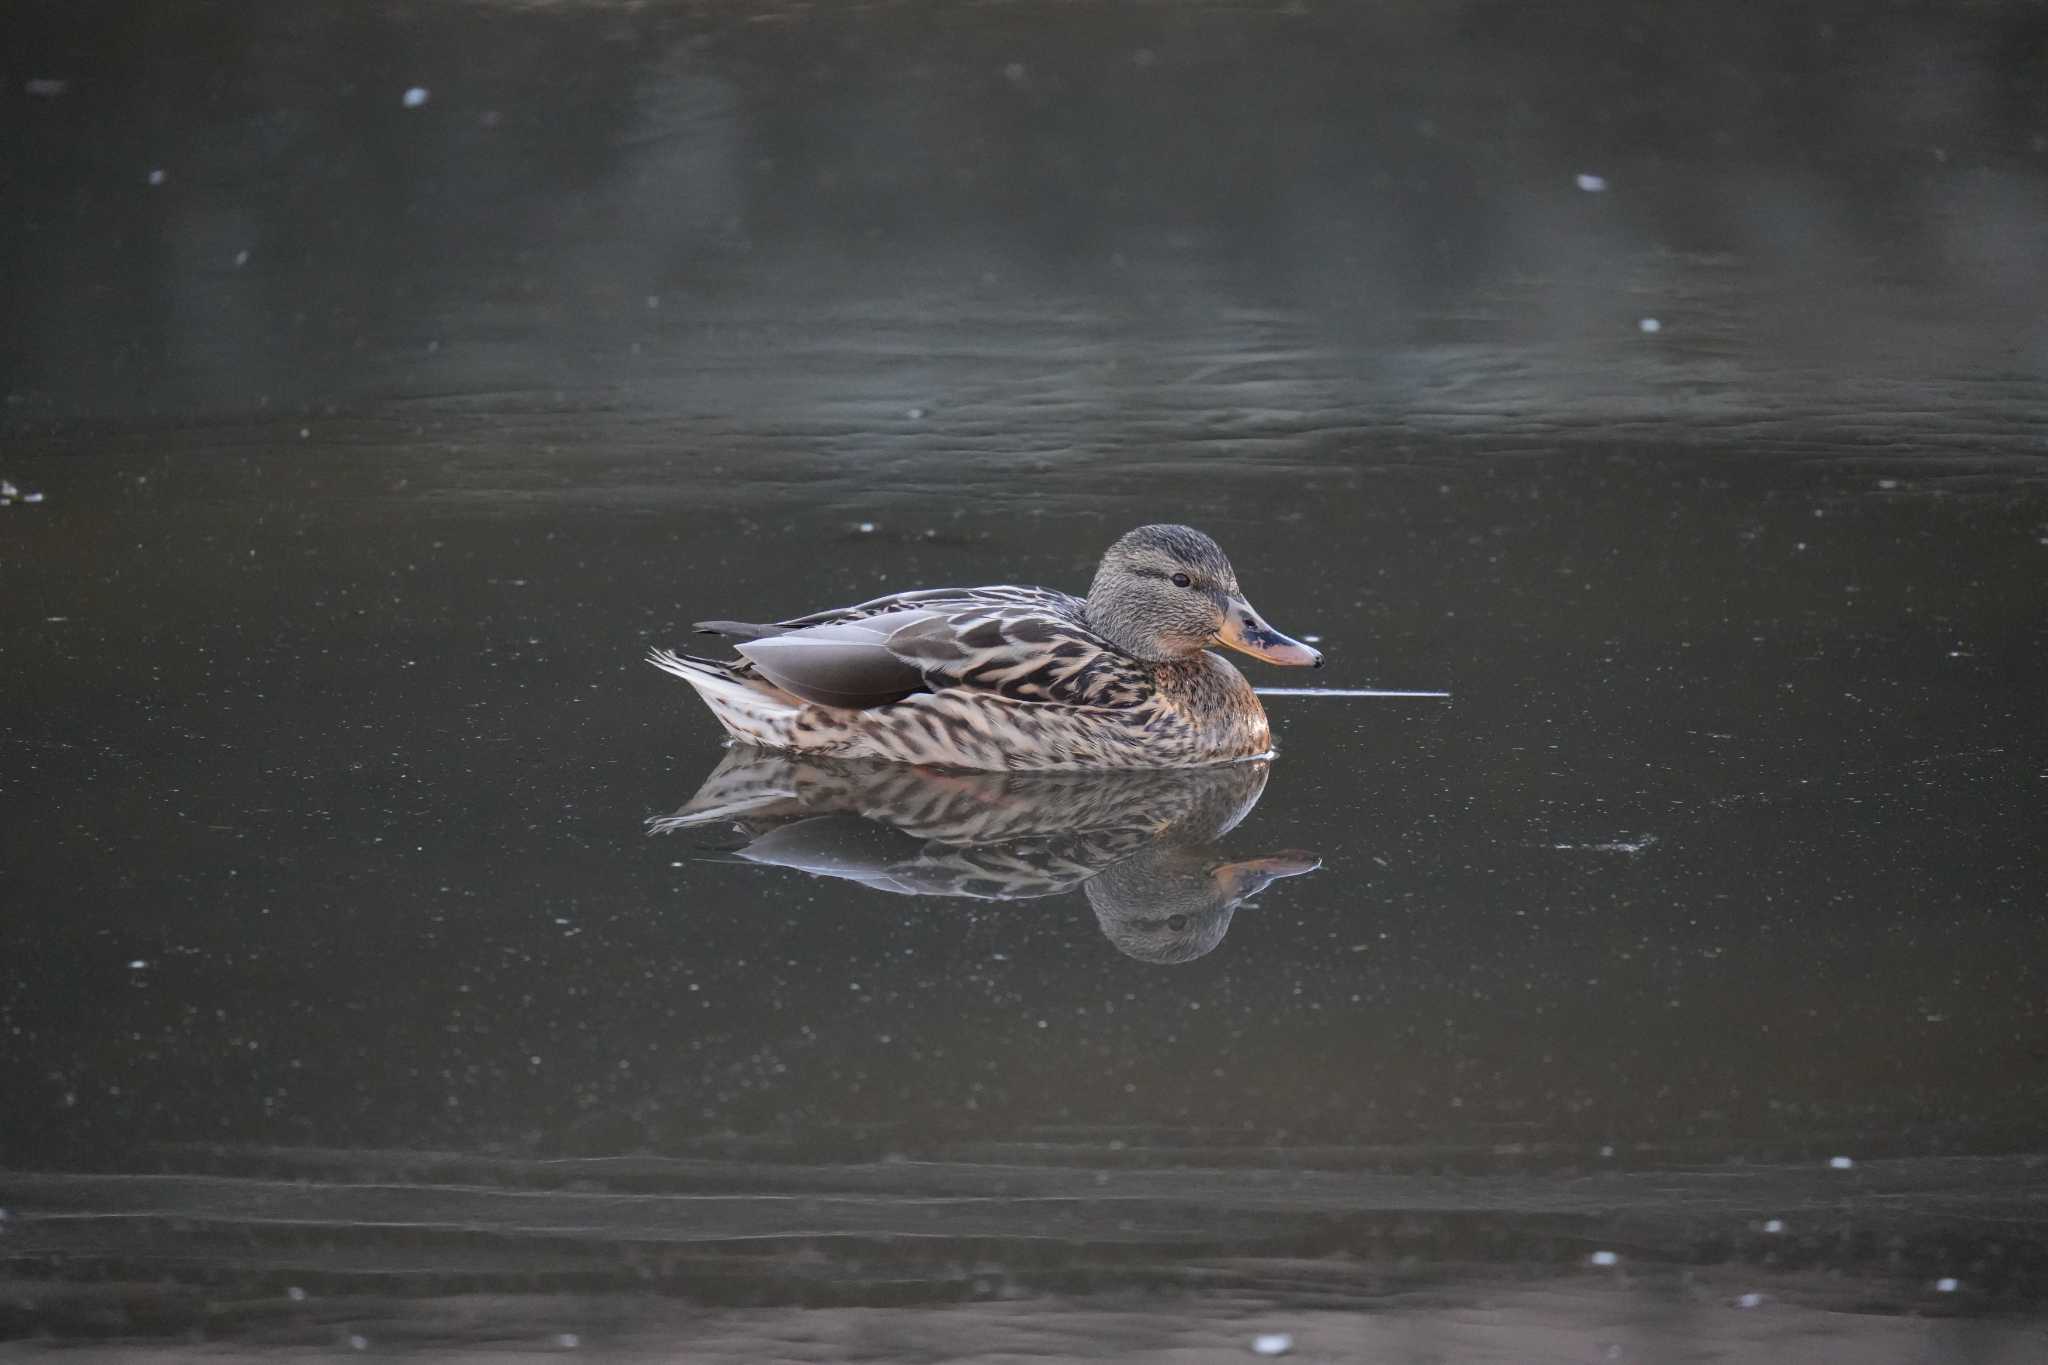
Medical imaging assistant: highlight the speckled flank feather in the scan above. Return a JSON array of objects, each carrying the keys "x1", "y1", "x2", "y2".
[{"x1": 653, "y1": 642, "x2": 1271, "y2": 770}]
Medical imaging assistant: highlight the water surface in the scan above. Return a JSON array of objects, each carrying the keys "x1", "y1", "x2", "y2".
[{"x1": 3, "y1": 0, "x2": 2046, "y2": 1355}]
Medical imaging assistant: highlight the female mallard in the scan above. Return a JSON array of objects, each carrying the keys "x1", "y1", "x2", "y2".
[{"x1": 647, "y1": 523, "x2": 1322, "y2": 770}]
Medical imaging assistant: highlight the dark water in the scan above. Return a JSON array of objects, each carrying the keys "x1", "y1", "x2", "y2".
[{"x1": 4, "y1": 0, "x2": 2048, "y2": 1355}]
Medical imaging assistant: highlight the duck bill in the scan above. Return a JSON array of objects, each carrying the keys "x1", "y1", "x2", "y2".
[
  {"x1": 1217, "y1": 597, "x2": 1324, "y2": 668},
  {"x1": 1213, "y1": 850, "x2": 1323, "y2": 900}
]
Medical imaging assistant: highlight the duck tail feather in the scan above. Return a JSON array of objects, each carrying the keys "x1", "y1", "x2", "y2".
[
  {"x1": 693, "y1": 619, "x2": 788, "y2": 641},
  {"x1": 647, "y1": 646, "x2": 804, "y2": 747}
]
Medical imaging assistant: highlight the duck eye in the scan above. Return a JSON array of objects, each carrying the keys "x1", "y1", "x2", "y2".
[{"x1": 1170, "y1": 572, "x2": 1193, "y2": 588}]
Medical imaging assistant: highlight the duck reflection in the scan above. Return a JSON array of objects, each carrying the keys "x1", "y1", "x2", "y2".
[{"x1": 650, "y1": 753, "x2": 1318, "y2": 964}]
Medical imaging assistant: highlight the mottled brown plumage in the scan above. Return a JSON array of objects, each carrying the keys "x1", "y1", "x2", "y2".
[{"x1": 647, "y1": 524, "x2": 1322, "y2": 770}]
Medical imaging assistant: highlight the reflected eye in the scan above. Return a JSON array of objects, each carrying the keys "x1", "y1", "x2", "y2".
[
  {"x1": 1170, "y1": 572, "x2": 1192, "y2": 588},
  {"x1": 1167, "y1": 914, "x2": 1189, "y2": 931}
]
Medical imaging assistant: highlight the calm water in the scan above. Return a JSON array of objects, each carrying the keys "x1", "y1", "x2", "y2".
[{"x1": 4, "y1": 0, "x2": 2047, "y2": 1356}]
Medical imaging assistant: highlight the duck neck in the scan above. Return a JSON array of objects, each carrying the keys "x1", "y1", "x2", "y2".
[{"x1": 1153, "y1": 654, "x2": 1273, "y2": 757}]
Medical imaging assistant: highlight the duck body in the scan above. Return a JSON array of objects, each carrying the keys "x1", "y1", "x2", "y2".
[{"x1": 649, "y1": 525, "x2": 1322, "y2": 772}]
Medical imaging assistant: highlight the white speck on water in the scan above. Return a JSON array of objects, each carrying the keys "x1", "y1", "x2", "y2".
[
  {"x1": 857, "y1": 521, "x2": 877, "y2": 533},
  {"x1": 24, "y1": 491, "x2": 42, "y2": 504},
  {"x1": 1590, "y1": 1250, "x2": 1619, "y2": 1267},
  {"x1": 25, "y1": 78, "x2": 69, "y2": 97},
  {"x1": 645, "y1": 294, "x2": 661, "y2": 310},
  {"x1": 1251, "y1": 1334, "x2": 1293, "y2": 1357},
  {"x1": 402, "y1": 86, "x2": 430, "y2": 108},
  {"x1": 1828, "y1": 1155, "x2": 1854, "y2": 1169},
  {"x1": 298, "y1": 428, "x2": 310, "y2": 440},
  {"x1": 1736, "y1": 1292, "x2": 1764, "y2": 1309},
  {"x1": 905, "y1": 406, "x2": 927, "y2": 419},
  {"x1": 348, "y1": 1335, "x2": 368, "y2": 1351},
  {"x1": 1877, "y1": 478, "x2": 1899, "y2": 490},
  {"x1": 127, "y1": 959, "x2": 148, "y2": 970},
  {"x1": 1763, "y1": 1218, "x2": 1785, "y2": 1233},
  {"x1": 1599, "y1": 1144, "x2": 1615, "y2": 1157},
  {"x1": 1638, "y1": 316, "x2": 1662, "y2": 333},
  {"x1": 0, "y1": 481, "x2": 15, "y2": 498},
  {"x1": 234, "y1": 249, "x2": 250, "y2": 267},
  {"x1": 1003, "y1": 62, "x2": 1029, "y2": 87},
  {"x1": 1575, "y1": 172, "x2": 1608, "y2": 192},
  {"x1": 1301, "y1": 634, "x2": 1322, "y2": 643},
  {"x1": 1936, "y1": 1277, "x2": 1959, "y2": 1293},
  {"x1": 146, "y1": 168, "x2": 166, "y2": 186},
  {"x1": 556, "y1": 1332, "x2": 581, "y2": 1348},
  {"x1": 287, "y1": 1286, "x2": 307, "y2": 1302}
]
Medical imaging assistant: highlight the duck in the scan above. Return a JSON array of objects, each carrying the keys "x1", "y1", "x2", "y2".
[{"x1": 647, "y1": 523, "x2": 1323, "y2": 770}]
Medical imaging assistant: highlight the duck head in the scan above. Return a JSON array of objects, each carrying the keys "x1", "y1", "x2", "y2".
[{"x1": 1086, "y1": 524, "x2": 1323, "y2": 668}]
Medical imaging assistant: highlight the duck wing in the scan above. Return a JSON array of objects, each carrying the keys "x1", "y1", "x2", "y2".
[
  {"x1": 728, "y1": 596, "x2": 1148, "y2": 711},
  {"x1": 881, "y1": 603, "x2": 1148, "y2": 708},
  {"x1": 694, "y1": 585, "x2": 1079, "y2": 639}
]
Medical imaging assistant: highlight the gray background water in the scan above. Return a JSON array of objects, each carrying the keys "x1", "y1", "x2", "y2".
[{"x1": 3, "y1": 0, "x2": 2046, "y2": 1355}]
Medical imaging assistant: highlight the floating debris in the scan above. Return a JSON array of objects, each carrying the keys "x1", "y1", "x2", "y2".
[
  {"x1": 402, "y1": 86, "x2": 430, "y2": 108},
  {"x1": 1735, "y1": 1292, "x2": 1764, "y2": 1309},
  {"x1": 1255, "y1": 687, "x2": 1450, "y2": 698},
  {"x1": 1828, "y1": 1155, "x2": 1855, "y2": 1170},
  {"x1": 1251, "y1": 1334, "x2": 1293, "y2": 1357},
  {"x1": 287, "y1": 1286, "x2": 308, "y2": 1302},
  {"x1": 1550, "y1": 835, "x2": 1658, "y2": 855},
  {"x1": 1638, "y1": 317, "x2": 1663, "y2": 334},
  {"x1": 1763, "y1": 1218, "x2": 1785, "y2": 1233},
  {"x1": 1590, "y1": 1250, "x2": 1619, "y2": 1267},
  {"x1": 1575, "y1": 172, "x2": 1609, "y2": 192},
  {"x1": 1935, "y1": 1277, "x2": 1959, "y2": 1293},
  {"x1": 25, "y1": 78, "x2": 69, "y2": 97}
]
